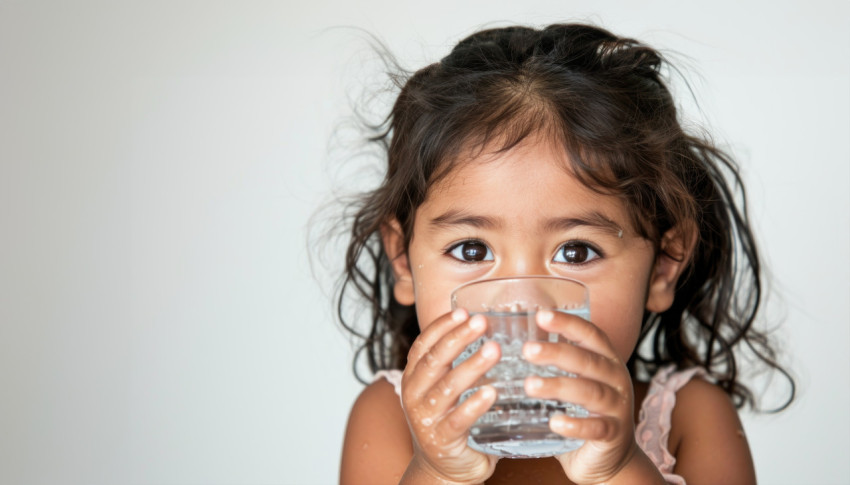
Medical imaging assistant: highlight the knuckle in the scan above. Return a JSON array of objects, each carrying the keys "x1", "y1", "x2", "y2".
[
  {"x1": 422, "y1": 349, "x2": 440, "y2": 369},
  {"x1": 444, "y1": 411, "x2": 466, "y2": 433},
  {"x1": 408, "y1": 338, "x2": 426, "y2": 361},
  {"x1": 605, "y1": 418, "x2": 621, "y2": 440},
  {"x1": 578, "y1": 349, "x2": 602, "y2": 375},
  {"x1": 574, "y1": 320, "x2": 596, "y2": 342},
  {"x1": 592, "y1": 417, "x2": 618, "y2": 441},
  {"x1": 585, "y1": 418, "x2": 607, "y2": 439},
  {"x1": 588, "y1": 381, "x2": 607, "y2": 404},
  {"x1": 433, "y1": 375, "x2": 455, "y2": 398},
  {"x1": 609, "y1": 354, "x2": 624, "y2": 367}
]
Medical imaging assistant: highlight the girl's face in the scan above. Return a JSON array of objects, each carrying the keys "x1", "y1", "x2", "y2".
[{"x1": 386, "y1": 138, "x2": 683, "y2": 362}]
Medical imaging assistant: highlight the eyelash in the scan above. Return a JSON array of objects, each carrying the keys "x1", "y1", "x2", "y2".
[
  {"x1": 552, "y1": 240, "x2": 603, "y2": 266},
  {"x1": 445, "y1": 239, "x2": 492, "y2": 263},
  {"x1": 444, "y1": 239, "x2": 604, "y2": 265}
]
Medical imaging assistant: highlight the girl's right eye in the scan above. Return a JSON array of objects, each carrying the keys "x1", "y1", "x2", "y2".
[{"x1": 447, "y1": 241, "x2": 493, "y2": 262}]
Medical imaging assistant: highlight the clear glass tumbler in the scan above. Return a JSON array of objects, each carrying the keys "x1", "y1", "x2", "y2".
[{"x1": 451, "y1": 275, "x2": 590, "y2": 458}]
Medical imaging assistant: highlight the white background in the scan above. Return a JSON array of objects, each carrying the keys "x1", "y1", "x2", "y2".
[{"x1": 1, "y1": 1, "x2": 847, "y2": 484}]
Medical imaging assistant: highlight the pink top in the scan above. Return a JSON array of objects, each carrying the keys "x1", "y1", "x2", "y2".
[
  {"x1": 635, "y1": 366, "x2": 707, "y2": 485},
  {"x1": 374, "y1": 365, "x2": 706, "y2": 485}
]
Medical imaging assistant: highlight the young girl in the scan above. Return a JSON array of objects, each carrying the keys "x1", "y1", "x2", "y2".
[{"x1": 336, "y1": 23, "x2": 792, "y2": 484}]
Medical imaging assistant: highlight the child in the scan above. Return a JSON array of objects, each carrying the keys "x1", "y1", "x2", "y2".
[{"x1": 336, "y1": 23, "x2": 793, "y2": 484}]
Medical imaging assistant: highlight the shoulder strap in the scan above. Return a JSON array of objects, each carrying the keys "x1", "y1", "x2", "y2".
[
  {"x1": 374, "y1": 369, "x2": 404, "y2": 398},
  {"x1": 635, "y1": 366, "x2": 708, "y2": 485}
]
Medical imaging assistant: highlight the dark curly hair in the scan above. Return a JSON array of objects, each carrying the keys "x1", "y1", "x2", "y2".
[{"x1": 335, "y1": 23, "x2": 794, "y2": 411}]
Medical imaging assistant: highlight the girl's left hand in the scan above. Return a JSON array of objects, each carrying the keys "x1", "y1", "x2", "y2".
[{"x1": 521, "y1": 309, "x2": 661, "y2": 485}]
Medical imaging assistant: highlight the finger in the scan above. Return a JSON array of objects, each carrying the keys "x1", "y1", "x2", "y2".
[
  {"x1": 535, "y1": 310, "x2": 620, "y2": 361},
  {"x1": 524, "y1": 375, "x2": 628, "y2": 416},
  {"x1": 435, "y1": 385, "x2": 498, "y2": 443},
  {"x1": 522, "y1": 340, "x2": 625, "y2": 385},
  {"x1": 404, "y1": 314, "x2": 491, "y2": 402},
  {"x1": 406, "y1": 309, "x2": 470, "y2": 369},
  {"x1": 549, "y1": 413, "x2": 624, "y2": 443},
  {"x1": 419, "y1": 340, "x2": 501, "y2": 412}
]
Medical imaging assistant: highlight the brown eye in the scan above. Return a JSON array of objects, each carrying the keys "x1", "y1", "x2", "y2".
[
  {"x1": 448, "y1": 241, "x2": 493, "y2": 262},
  {"x1": 554, "y1": 243, "x2": 599, "y2": 264}
]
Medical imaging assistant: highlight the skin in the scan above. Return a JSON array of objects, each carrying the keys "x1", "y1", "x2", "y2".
[{"x1": 340, "y1": 138, "x2": 756, "y2": 485}]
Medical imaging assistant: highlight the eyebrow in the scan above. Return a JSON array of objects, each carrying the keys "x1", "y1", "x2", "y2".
[
  {"x1": 429, "y1": 209, "x2": 624, "y2": 236},
  {"x1": 542, "y1": 213, "x2": 624, "y2": 236},
  {"x1": 429, "y1": 209, "x2": 500, "y2": 230}
]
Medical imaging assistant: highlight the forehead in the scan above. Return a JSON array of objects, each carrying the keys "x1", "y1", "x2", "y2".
[{"x1": 420, "y1": 139, "x2": 631, "y2": 227}]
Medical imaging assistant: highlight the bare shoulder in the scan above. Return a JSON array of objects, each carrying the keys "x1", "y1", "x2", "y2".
[
  {"x1": 669, "y1": 377, "x2": 756, "y2": 485},
  {"x1": 340, "y1": 378, "x2": 413, "y2": 485}
]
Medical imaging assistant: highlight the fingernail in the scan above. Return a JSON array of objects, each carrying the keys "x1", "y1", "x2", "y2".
[
  {"x1": 451, "y1": 308, "x2": 467, "y2": 323},
  {"x1": 469, "y1": 314, "x2": 485, "y2": 330},
  {"x1": 526, "y1": 376, "x2": 543, "y2": 390},
  {"x1": 549, "y1": 416, "x2": 564, "y2": 429},
  {"x1": 550, "y1": 414, "x2": 573, "y2": 431},
  {"x1": 481, "y1": 341, "x2": 498, "y2": 359},
  {"x1": 524, "y1": 342, "x2": 542, "y2": 357},
  {"x1": 536, "y1": 310, "x2": 554, "y2": 325}
]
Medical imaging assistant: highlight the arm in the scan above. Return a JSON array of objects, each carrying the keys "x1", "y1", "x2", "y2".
[
  {"x1": 340, "y1": 380, "x2": 480, "y2": 485},
  {"x1": 340, "y1": 379, "x2": 414, "y2": 485},
  {"x1": 669, "y1": 379, "x2": 757, "y2": 485}
]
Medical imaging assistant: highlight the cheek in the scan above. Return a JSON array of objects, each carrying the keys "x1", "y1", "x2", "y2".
[
  {"x1": 409, "y1": 266, "x2": 455, "y2": 331},
  {"x1": 588, "y1": 282, "x2": 650, "y2": 362},
  {"x1": 592, "y1": 304, "x2": 643, "y2": 362}
]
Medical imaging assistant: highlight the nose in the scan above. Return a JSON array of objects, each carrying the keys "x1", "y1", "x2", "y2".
[{"x1": 491, "y1": 249, "x2": 551, "y2": 278}]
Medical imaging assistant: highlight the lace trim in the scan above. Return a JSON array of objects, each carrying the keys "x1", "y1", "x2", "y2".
[
  {"x1": 374, "y1": 369, "x2": 403, "y2": 396},
  {"x1": 635, "y1": 365, "x2": 708, "y2": 485}
]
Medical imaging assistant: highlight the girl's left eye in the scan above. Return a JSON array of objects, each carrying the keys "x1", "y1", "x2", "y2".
[{"x1": 553, "y1": 243, "x2": 600, "y2": 264}]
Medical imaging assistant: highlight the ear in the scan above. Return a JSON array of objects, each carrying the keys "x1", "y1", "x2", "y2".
[
  {"x1": 645, "y1": 224, "x2": 698, "y2": 313},
  {"x1": 380, "y1": 218, "x2": 415, "y2": 306}
]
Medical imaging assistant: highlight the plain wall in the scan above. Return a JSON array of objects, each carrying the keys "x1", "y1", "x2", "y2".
[{"x1": 1, "y1": 1, "x2": 847, "y2": 484}]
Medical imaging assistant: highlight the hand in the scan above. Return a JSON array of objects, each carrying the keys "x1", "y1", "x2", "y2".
[
  {"x1": 400, "y1": 309, "x2": 501, "y2": 485},
  {"x1": 521, "y1": 310, "x2": 646, "y2": 484}
]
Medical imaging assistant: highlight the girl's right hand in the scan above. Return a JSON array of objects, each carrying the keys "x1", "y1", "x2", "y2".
[{"x1": 400, "y1": 308, "x2": 501, "y2": 485}]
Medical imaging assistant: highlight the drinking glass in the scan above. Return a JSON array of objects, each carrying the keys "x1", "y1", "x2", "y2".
[{"x1": 451, "y1": 275, "x2": 590, "y2": 457}]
